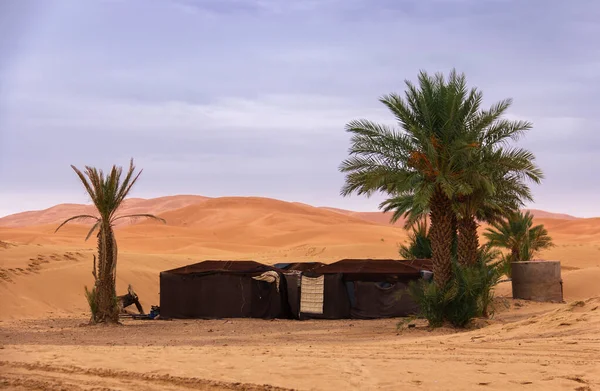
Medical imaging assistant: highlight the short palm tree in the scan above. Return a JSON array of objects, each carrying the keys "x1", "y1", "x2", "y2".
[
  {"x1": 339, "y1": 69, "x2": 484, "y2": 288},
  {"x1": 55, "y1": 159, "x2": 165, "y2": 323},
  {"x1": 483, "y1": 210, "x2": 554, "y2": 276},
  {"x1": 398, "y1": 218, "x2": 432, "y2": 260}
]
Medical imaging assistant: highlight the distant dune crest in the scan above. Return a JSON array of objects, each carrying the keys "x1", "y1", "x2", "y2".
[
  {"x1": 1, "y1": 194, "x2": 599, "y2": 322},
  {"x1": 0, "y1": 195, "x2": 583, "y2": 229}
]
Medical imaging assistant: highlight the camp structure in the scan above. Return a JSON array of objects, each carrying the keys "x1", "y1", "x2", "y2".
[
  {"x1": 282, "y1": 259, "x2": 433, "y2": 320},
  {"x1": 159, "y1": 260, "x2": 288, "y2": 319},
  {"x1": 159, "y1": 259, "x2": 433, "y2": 320}
]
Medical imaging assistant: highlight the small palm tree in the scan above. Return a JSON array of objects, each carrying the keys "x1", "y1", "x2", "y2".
[
  {"x1": 399, "y1": 218, "x2": 432, "y2": 260},
  {"x1": 483, "y1": 210, "x2": 553, "y2": 276},
  {"x1": 55, "y1": 159, "x2": 165, "y2": 323}
]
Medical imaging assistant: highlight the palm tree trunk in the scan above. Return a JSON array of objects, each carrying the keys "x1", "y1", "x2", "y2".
[
  {"x1": 93, "y1": 225, "x2": 119, "y2": 323},
  {"x1": 505, "y1": 247, "x2": 520, "y2": 278},
  {"x1": 429, "y1": 186, "x2": 453, "y2": 288},
  {"x1": 457, "y1": 216, "x2": 479, "y2": 266}
]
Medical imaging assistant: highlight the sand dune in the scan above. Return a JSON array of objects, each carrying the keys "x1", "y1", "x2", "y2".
[
  {"x1": 524, "y1": 208, "x2": 580, "y2": 220},
  {"x1": 321, "y1": 207, "x2": 407, "y2": 226},
  {"x1": 1, "y1": 194, "x2": 600, "y2": 321},
  {"x1": 2, "y1": 195, "x2": 600, "y2": 390},
  {"x1": 0, "y1": 194, "x2": 580, "y2": 231},
  {"x1": 0, "y1": 195, "x2": 210, "y2": 227}
]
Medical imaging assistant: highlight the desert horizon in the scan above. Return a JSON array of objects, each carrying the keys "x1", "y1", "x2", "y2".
[
  {"x1": 2, "y1": 193, "x2": 600, "y2": 321},
  {"x1": 2, "y1": 193, "x2": 600, "y2": 390},
  {"x1": 0, "y1": 192, "x2": 588, "y2": 221},
  {"x1": 3, "y1": 0, "x2": 600, "y2": 389}
]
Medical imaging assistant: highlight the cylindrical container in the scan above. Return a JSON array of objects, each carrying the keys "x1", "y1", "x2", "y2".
[{"x1": 511, "y1": 261, "x2": 563, "y2": 302}]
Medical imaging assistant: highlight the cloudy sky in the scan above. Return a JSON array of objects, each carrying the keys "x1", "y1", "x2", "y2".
[{"x1": 1, "y1": 0, "x2": 599, "y2": 218}]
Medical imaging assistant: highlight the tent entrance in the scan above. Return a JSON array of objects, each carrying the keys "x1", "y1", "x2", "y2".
[{"x1": 300, "y1": 275, "x2": 324, "y2": 314}]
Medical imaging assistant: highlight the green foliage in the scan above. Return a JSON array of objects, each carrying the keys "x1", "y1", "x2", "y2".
[
  {"x1": 408, "y1": 248, "x2": 503, "y2": 328},
  {"x1": 339, "y1": 69, "x2": 543, "y2": 289},
  {"x1": 55, "y1": 159, "x2": 167, "y2": 240},
  {"x1": 399, "y1": 219, "x2": 432, "y2": 259},
  {"x1": 484, "y1": 210, "x2": 554, "y2": 277},
  {"x1": 408, "y1": 278, "x2": 448, "y2": 327},
  {"x1": 84, "y1": 285, "x2": 98, "y2": 319},
  {"x1": 475, "y1": 246, "x2": 504, "y2": 317},
  {"x1": 442, "y1": 267, "x2": 482, "y2": 327}
]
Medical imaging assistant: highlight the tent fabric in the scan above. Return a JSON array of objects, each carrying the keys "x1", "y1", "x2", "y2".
[
  {"x1": 293, "y1": 259, "x2": 429, "y2": 320},
  {"x1": 284, "y1": 273, "x2": 352, "y2": 320},
  {"x1": 349, "y1": 281, "x2": 419, "y2": 319},
  {"x1": 252, "y1": 271, "x2": 281, "y2": 292},
  {"x1": 162, "y1": 260, "x2": 278, "y2": 275},
  {"x1": 160, "y1": 260, "x2": 287, "y2": 319},
  {"x1": 160, "y1": 259, "x2": 430, "y2": 320},
  {"x1": 276, "y1": 262, "x2": 326, "y2": 272},
  {"x1": 299, "y1": 275, "x2": 324, "y2": 314},
  {"x1": 316, "y1": 258, "x2": 432, "y2": 276},
  {"x1": 282, "y1": 273, "x2": 302, "y2": 319},
  {"x1": 299, "y1": 274, "x2": 351, "y2": 320}
]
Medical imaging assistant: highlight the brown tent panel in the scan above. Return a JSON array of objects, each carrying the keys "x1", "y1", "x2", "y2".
[
  {"x1": 160, "y1": 260, "x2": 287, "y2": 319},
  {"x1": 292, "y1": 259, "x2": 432, "y2": 319}
]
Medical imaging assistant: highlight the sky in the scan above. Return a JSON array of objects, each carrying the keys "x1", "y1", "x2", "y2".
[{"x1": 0, "y1": 0, "x2": 599, "y2": 218}]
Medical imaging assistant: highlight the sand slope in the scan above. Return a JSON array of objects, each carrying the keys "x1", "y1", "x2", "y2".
[
  {"x1": 1, "y1": 297, "x2": 599, "y2": 390},
  {"x1": 1, "y1": 195, "x2": 599, "y2": 321},
  {"x1": 0, "y1": 195, "x2": 210, "y2": 227},
  {"x1": 524, "y1": 208, "x2": 580, "y2": 220},
  {"x1": 2, "y1": 195, "x2": 600, "y2": 390}
]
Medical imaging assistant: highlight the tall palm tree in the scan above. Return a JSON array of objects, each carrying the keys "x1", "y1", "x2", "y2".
[
  {"x1": 339, "y1": 69, "x2": 484, "y2": 288},
  {"x1": 483, "y1": 210, "x2": 554, "y2": 276},
  {"x1": 55, "y1": 159, "x2": 165, "y2": 323},
  {"x1": 374, "y1": 82, "x2": 543, "y2": 269}
]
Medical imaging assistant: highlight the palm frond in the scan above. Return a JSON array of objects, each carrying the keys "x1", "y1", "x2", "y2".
[
  {"x1": 70, "y1": 165, "x2": 97, "y2": 204},
  {"x1": 114, "y1": 159, "x2": 143, "y2": 212},
  {"x1": 85, "y1": 220, "x2": 102, "y2": 241},
  {"x1": 55, "y1": 214, "x2": 100, "y2": 233},
  {"x1": 111, "y1": 214, "x2": 166, "y2": 224}
]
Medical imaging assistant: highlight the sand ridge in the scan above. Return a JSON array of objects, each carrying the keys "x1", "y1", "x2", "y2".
[
  {"x1": 0, "y1": 195, "x2": 211, "y2": 228},
  {"x1": 1, "y1": 195, "x2": 600, "y2": 390},
  {"x1": 1, "y1": 195, "x2": 600, "y2": 320}
]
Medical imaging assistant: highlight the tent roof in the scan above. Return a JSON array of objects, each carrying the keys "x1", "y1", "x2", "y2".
[
  {"x1": 161, "y1": 260, "x2": 279, "y2": 275},
  {"x1": 316, "y1": 258, "x2": 432, "y2": 275},
  {"x1": 274, "y1": 262, "x2": 327, "y2": 272}
]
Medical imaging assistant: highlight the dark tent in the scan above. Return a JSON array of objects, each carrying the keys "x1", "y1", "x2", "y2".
[
  {"x1": 295, "y1": 259, "x2": 433, "y2": 320},
  {"x1": 160, "y1": 260, "x2": 288, "y2": 319}
]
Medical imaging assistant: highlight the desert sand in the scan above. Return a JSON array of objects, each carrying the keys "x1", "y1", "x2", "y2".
[{"x1": 1, "y1": 195, "x2": 599, "y2": 390}]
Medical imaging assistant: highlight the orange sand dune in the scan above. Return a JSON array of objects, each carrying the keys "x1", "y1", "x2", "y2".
[
  {"x1": 0, "y1": 195, "x2": 210, "y2": 227},
  {"x1": 153, "y1": 196, "x2": 379, "y2": 228},
  {"x1": 1, "y1": 195, "x2": 600, "y2": 321},
  {"x1": 524, "y1": 208, "x2": 579, "y2": 220},
  {"x1": 2, "y1": 195, "x2": 600, "y2": 390},
  {"x1": 321, "y1": 207, "x2": 407, "y2": 226}
]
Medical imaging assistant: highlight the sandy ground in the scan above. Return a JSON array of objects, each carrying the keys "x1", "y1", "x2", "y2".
[
  {"x1": 1, "y1": 298, "x2": 599, "y2": 390},
  {"x1": 1, "y1": 196, "x2": 600, "y2": 390}
]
